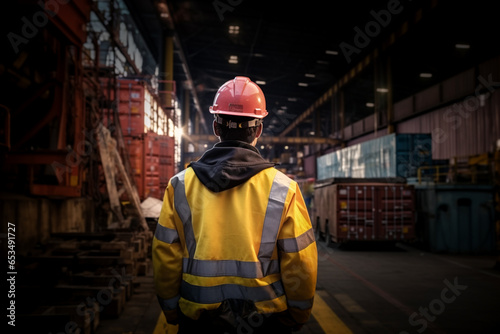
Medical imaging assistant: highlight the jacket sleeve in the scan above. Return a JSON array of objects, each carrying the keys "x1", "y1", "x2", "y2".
[
  {"x1": 277, "y1": 181, "x2": 318, "y2": 327},
  {"x1": 152, "y1": 180, "x2": 184, "y2": 324}
]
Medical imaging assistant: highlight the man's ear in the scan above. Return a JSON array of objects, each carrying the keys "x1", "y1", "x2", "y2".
[
  {"x1": 213, "y1": 120, "x2": 220, "y2": 137},
  {"x1": 256, "y1": 123, "x2": 263, "y2": 138}
]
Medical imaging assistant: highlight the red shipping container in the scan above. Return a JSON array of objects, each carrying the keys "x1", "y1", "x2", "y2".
[
  {"x1": 120, "y1": 114, "x2": 145, "y2": 137},
  {"x1": 145, "y1": 155, "x2": 160, "y2": 176},
  {"x1": 100, "y1": 78, "x2": 171, "y2": 137},
  {"x1": 144, "y1": 132, "x2": 161, "y2": 156},
  {"x1": 314, "y1": 180, "x2": 416, "y2": 244},
  {"x1": 122, "y1": 134, "x2": 175, "y2": 200},
  {"x1": 159, "y1": 137, "x2": 175, "y2": 157}
]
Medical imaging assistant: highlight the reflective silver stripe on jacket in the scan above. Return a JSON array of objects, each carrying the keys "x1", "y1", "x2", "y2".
[
  {"x1": 258, "y1": 171, "x2": 292, "y2": 276},
  {"x1": 157, "y1": 295, "x2": 180, "y2": 311},
  {"x1": 287, "y1": 297, "x2": 314, "y2": 310},
  {"x1": 171, "y1": 170, "x2": 291, "y2": 279},
  {"x1": 154, "y1": 224, "x2": 180, "y2": 244},
  {"x1": 181, "y1": 280, "x2": 285, "y2": 305},
  {"x1": 170, "y1": 170, "x2": 197, "y2": 258},
  {"x1": 277, "y1": 228, "x2": 315, "y2": 253},
  {"x1": 182, "y1": 258, "x2": 280, "y2": 278}
]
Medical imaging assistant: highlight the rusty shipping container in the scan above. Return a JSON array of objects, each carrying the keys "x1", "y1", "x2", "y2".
[
  {"x1": 125, "y1": 132, "x2": 175, "y2": 200},
  {"x1": 314, "y1": 179, "x2": 416, "y2": 245},
  {"x1": 100, "y1": 78, "x2": 172, "y2": 137}
]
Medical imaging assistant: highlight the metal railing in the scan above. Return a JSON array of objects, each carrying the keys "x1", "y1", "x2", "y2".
[{"x1": 417, "y1": 154, "x2": 494, "y2": 185}]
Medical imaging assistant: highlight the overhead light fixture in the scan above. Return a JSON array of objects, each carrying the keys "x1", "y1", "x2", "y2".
[
  {"x1": 305, "y1": 73, "x2": 316, "y2": 78},
  {"x1": 256, "y1": 80, "x2": 266, "y2": 85},
  {"x1": 420, "y1": 73, "x2": 433, "y2": 78},
  {"x1": 376, "y1": 88, "x2": 389, "y2": 93},
  {"x1": 325, "y1": 50, "x2": 338, "y2": 55},
  {"x1": 455, "y1": 43, "x2": 470, "y2": 49},
  {"x1": 228, "y1": 55, "x2": 238, "y2": 64},
  {"x1": 298, "y1": 82, "x2": 308, "y2": 87},
  {"x1": 366, "y1": 102, "x2": 375, "y2": 107},
  {"x1": 288, "y1": 97, "x2": 297, "y2": 102},
  {"x1": 316, "y1": 60, "x2": 329, "y2": 65},
  {"x1": 228, "y1": 25, "x2": 240, "y2": 35}
]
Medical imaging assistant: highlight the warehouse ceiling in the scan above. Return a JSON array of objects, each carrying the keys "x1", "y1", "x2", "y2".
[
  {"x1": 167, "y1": 0, "x2": 398, "y2": 137},
  {"x1": 161, "y1": 0, "x2": 500, "y2": 139},
  {"x1": 4, "y1": 0, "x2": 496, "y2": 143}
]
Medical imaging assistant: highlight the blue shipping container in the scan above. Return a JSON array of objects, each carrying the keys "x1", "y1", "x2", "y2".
[
  {"x1": 317, "y1": 133, "x2": 432, "y2": 180},
  {"x1": 415, "y1": 184, "x2": 496, "y2": 253}
]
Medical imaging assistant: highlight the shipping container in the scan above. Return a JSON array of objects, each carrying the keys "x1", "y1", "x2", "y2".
[
  {"x1": 415, "y1": 184, "x2": 496, "y2": 253},
  {"x1": 100, "y1": 78, "x2": 170, "y2": 137},
  {"x1": 124, "y1": 132, "x2": 175, "y2": 200},
  {"x1": 316, "y1": 133, "x2": 432, "y2": 180},
  {"x1": 314, "y1": 178, "x2": 416, "y2": 245}
]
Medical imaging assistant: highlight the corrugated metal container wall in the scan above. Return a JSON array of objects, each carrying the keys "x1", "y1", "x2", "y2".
[
  {"x1": 317, "y1": 133, "x2": 432, "y2": 180},
  {"x1": 396, "y1": 77, "x2": 500, "y2": 159},
  {"x1": 314, "y1": 182, "x2": 416, "y2": 243},
  {"x1": 125, "y1": 133, "x2": 175, "y2": 200},
  {"x1": 100, "y1": 78, "x2": 176, "y2": 200},
  {"x1": 101, "y1": 78, "x2": 170, "y2": 137}
]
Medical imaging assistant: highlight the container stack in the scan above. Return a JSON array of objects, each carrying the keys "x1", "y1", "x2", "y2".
[
  {"x1": 316, "y1": 133, "x2": 432, "y2": 180},
  {"x1": 313, "y1": 133, "x2": 431, "y2": 245},
  {"x1": 101, "y1": 78, "x2": 176, "y2": 200}
]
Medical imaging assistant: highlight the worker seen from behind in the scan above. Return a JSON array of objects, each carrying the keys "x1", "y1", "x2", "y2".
[{"x1": 153, "y1": 76, "x2": 318, "y2": 333}]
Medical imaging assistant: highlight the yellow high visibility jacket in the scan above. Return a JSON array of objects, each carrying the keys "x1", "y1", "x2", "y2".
[{"x1": 153, "y1": 144, "x2": 317, "y2": 327}]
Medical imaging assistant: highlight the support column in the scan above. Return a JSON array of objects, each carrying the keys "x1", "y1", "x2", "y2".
[
  {"x1": 373, "y1": 57, "x2": 380, "y2": 136},
  {"x1": 331, "y1": 95, "x2": 336, "y2": 138},
  {"x1": 161, "y1": 31, "x2": 174, "y2": 109},
  {"x1": 182, "y1": 89, "x2": 190, "y2": 168},
  {"x1": 339, "y1": 90, "x2": 345, "y2": 148},
  {"x1": 386, "y1": 55, "x2": 394, "y2": 134}
]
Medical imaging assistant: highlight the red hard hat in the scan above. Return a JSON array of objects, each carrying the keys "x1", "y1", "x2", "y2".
[{"x1": 209, "y1": 76, "x2": 268, "y2": 119}]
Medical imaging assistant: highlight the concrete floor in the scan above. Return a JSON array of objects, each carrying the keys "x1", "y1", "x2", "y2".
[{"x1": 96, "y1": 242, "x2": 500, "y2": 334}]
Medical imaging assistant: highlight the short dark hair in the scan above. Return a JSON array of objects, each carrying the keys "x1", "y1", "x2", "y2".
[{"x1": 214, "y1": 115, "x2": 261, "y2": 143}]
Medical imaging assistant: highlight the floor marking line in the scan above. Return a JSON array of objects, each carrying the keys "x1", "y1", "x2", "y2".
[
  {"x1": 312, "y1": 290, "x2": 353, "y2": 334},
  {"x1": 318, "y1": 244, "x2": 447, "y2": 334},
  {"x1": 333, "y1": 293, "x2": 368, "y2": 314}
]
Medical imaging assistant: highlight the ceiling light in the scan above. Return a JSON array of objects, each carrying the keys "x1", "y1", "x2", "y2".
[
  {"x1": 366, "y1": 102, "x2": 375, "y2": 107},
  {"x1": 298, "y1": 82, "x2": 308, "y2": 87},
  {"x1": 420, "y1": 73, "x2": 432, "y2": 78},
  {"x1": 376, "y1": 88, "x2": 389, "y2": 93},
  {"x1": 256, "y1": 80, "x2": 266, "y2": 85},
  {"x1": 325, "y1": 50, "x2": 338, "y2": 55},
  {"x1": 228, "y1": 55, "x2": 238, "y2": 64},
  {"x1": 316, "y1": 60, "x2": 329, "y2": 65},
  {"x1": 455, "y1": 43, "x2": 470, "y2": 49},
  {"x1": 228, "y1": 25, "x2": 240, "y2": 35},
  {"x1": 288, "y1": 97, "x2": 297, "y2": 102},
  {"x1": 305, "y1": 73, "x2": 316, "y2": 78}
]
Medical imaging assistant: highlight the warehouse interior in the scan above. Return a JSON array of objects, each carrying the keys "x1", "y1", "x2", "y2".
[{"x1": 1, "y1": 0, "x2": 500, "y2": 333}]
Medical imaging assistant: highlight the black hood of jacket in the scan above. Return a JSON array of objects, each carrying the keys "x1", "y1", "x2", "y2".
[{"x1": 189, "y1": 141, "x2": 276, "y2": 192}]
